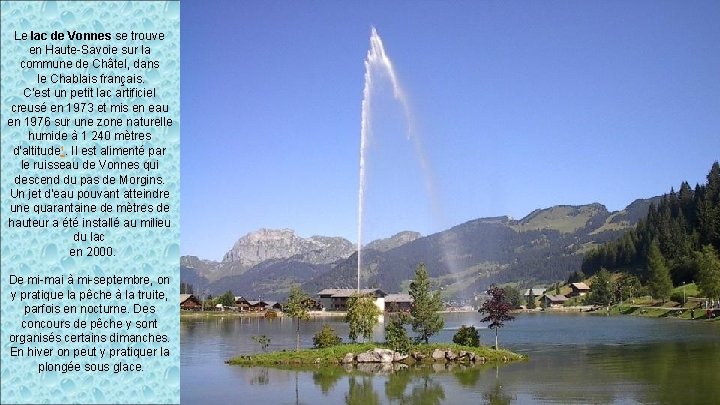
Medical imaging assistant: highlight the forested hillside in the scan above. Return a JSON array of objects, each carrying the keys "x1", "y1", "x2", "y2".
[{"x1": 582, "y1": 162, "x2": 720, "y2": 285}]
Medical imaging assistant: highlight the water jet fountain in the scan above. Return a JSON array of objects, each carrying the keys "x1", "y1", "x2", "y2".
[
  {"x1": 357, "y1": 27, "x2": 457, "y2": 293},
  {"x1": 357, "y1": 27, "x2": 412, "y2": 291}
]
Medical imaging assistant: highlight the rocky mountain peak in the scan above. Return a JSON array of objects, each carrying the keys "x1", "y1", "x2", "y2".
[{"x1": 222, "y1": 228, "x2": 354, "y2": 267}]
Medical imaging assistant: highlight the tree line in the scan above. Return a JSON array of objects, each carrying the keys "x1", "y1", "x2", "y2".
[{"x1": 581, "y1": 162, "x2": 720, "y2": 300}]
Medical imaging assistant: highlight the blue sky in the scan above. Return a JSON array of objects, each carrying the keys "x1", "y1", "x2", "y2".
[{"x1": 181, "y1": 1, "x2": 720, "y2": 261}]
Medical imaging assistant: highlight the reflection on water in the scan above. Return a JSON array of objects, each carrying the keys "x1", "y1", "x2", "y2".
[
  {"x1": 484, "y1": 380, "x2": 514, "y2": 405},
  {"x1": 181, "y1": 313, "x2": 720, "y2": 404},
  {"x1": 313, "y1": 367, "x2": 344, "y2": 394},
  {"x1": 249, "y1": 368, "x2": 269, "y2": 385},
  {"x1": 346, "y1": 376, "x2": 379, "y2": 405}
]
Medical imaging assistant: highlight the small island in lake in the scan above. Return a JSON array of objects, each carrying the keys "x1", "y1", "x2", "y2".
[
  {"x1": 227, "y1": 266, "x2": 525, "y2": 369},
  {"x1": 227, "y1": 343, "x2": 525, "y2": 367}
]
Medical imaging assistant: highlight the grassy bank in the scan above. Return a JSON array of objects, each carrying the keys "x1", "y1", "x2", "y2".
[
  {"x1": 227, "y1": 343, "x2": 525, "y2": 366},
  {"x1": 608, "y1": 304, "x2": 720, "y2": 321}
]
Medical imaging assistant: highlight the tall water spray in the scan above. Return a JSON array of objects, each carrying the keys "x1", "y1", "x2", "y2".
[
  {"x1": 357, "y1": 27, "x2": 458, "y2": 293},
  {"x1": 357, "y1": 27, "x2": 413, "y2": 291}
]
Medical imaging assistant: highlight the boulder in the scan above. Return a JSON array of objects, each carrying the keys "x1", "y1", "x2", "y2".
[
  {"x1": 412, "y1": 351, "x2": 426, "y2": 361},
  {"x1": 459, "y1": 351, "x2": 468, "y2": 359},
  {"x1": 356, "y1": 351, "x2": 379, "y2": 363},
  {"x1": 431, "y1": 349, "x2": 447, "y2": 361},
  {"x1": 392, "y1": 352, "x2": 408, "y2": 363},
  {"x1": 445, "y1": 350, "x2": 457, "y2": 361},
  {"x1": 341, "y1": 353, "x2": 355, "y2": 364},
  {"x1": 373, "y1": 348, "x2": 395, "y2": 363}
]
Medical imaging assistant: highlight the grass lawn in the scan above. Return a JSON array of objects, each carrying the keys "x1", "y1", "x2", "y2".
[{"x1": 612, "y1": 303, "x2": 719, "y2": 321}]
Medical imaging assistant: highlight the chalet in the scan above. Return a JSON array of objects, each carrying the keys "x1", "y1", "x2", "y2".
[
  {"x1": 247, "y1": 300, "x2": 268, "y2": 312},
  {"x1": 180, "y1": 294, "x2": 201, "y2": 310},
  {"x1": 542, "y1": 294, "x2": 568, "y2": 308},
  {"x1": 235, "y1": 296, "x2": 250, "y2": 312},
  {"x1": 523, "y1": 289, "x2": 546, "y2": 299},
  {"x1": 385, "y1": 294, "x2": 413, "y2": 312},
  {"x1": 317, "y1": 288, "x2": 386, "y2": 312},
  {"x1": 263, "y1": 301, "x2": 283, "y2": 311},
  {"x1": 569, "y1": 283, "x2": 591, "y2": 297}
]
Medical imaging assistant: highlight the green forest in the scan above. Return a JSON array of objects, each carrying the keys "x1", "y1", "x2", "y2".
[{"x1": 582, "y1": 162, "x2": 720, "y2": 299}]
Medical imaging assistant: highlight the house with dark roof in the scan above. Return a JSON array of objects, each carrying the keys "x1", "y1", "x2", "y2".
[
  {"x1": 263, "y1": 301, "x2": 283, "y2": 311},
  {"x1": 235, "y1": 296, "x2": 250, "y2": 312},
  {"x1": 542, "y1": 294, "x2": 569, "y2": 308},
  {"x1": 385, "y1": 294, "x2": 413, "y2": 312},
  {"x1": 523, "y1": 289, "x2": 546, "y2": 299},
  {"x1": 247, "y1": 300, "x2": 268, "y2": 311},
  {"x1": 569, "y1": 283, "x2": 591, "y2": 297},
  {"x1": 317, "y1": 288, "x2": 386, "y2": 311},
  {"x1": 180, "y1": 294, "x2": 201, "y2": 310}
]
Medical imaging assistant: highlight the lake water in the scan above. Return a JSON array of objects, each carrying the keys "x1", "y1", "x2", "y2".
[{"x1": 180, "y1": 313, "x2": 719, "y2": 404}]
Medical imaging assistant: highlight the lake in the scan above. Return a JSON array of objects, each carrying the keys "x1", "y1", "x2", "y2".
[{"x1": 180, "y1": 313, "x2": 719, "y2": 404}]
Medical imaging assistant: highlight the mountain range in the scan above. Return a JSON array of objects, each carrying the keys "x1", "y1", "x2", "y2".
[{"x1": 181, "y1": 197, "x2": 660, "y2": 301}]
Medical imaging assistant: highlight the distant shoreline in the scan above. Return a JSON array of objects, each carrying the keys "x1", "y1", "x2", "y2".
[{"x1": 180, "y1": 305, "x2": 720, "y2": 321}]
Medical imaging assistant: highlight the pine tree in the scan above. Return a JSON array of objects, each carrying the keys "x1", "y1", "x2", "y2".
[
  {"x1": 590, "y1": 268, "x2": 613, "y2": 306},
  {"x1": 647, "y1": 241, "x2": 672, "y2": 302},
  {"x1": 409, "y1": 264, "x2": 444, "y2": 344},
  {"x1": 218, "y1": 290, "x2": 235, "y2": 307},
  {"x1": 526, "y1": 290, "x2": 536, "y2": 309}
]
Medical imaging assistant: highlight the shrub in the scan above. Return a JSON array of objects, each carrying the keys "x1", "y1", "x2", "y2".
[
  {"x1": 452, "y1": 325, "x2": 480, "y2": 347},
  {"x1": 385, "y1": 315, "x2": 412, "y2": 354},
  {"x1": 252, "y1": 335, "x2": 271, "y2": 352},
  {"x1": 670, "y1": 291, "x2": 686, "y2": 305},
  {"x1": 264, "y1": 309, "x2": 278, "y2": 319},
  {"x1": 313, "y1": 324, "x2": 342, "y2": 348}
]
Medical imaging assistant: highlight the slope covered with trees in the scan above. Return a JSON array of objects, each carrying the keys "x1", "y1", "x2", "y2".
[{"x1": 582, "y1": 162, "x2": 720, "y2": 289}]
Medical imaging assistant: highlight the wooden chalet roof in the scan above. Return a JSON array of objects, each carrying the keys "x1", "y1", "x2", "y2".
[
  {"x1": 180, "y1": 294, "x2": 200, "y2": 304},
  {"x1": 524, "y1": 289, "x2": 546, "y2": 297},
  {"x1": 571, "y1": 282, "x2": 591, "y2": 291},
  {"x1": 544, "y1": 294, "x2": 569, "y2": 303}
]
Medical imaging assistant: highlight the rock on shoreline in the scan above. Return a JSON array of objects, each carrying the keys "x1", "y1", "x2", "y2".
[{"x1": 343, "y1": 348, "x2": 488, "y2": 365}]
